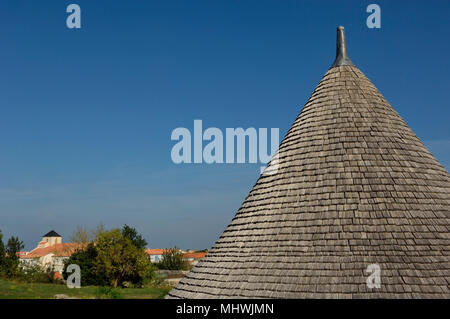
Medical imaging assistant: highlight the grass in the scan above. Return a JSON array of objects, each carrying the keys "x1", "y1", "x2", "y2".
[{"x1": 0, "y1": 279, "x2": 171, "y2": 299}]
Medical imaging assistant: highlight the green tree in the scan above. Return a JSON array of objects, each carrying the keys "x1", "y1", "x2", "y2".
[
  {"x1": 121, "y1": 224, "x2": 147, "y2": 250},
  {"x1": 63, "y1": 243, "x2": 107, "y2": 286},
  {"x1": 157, "y1": 248, "x2": 188, "y2": 270},
  {"x1": 3, "y1": 236, "x2": 24, "y2": 278},
  {"x1": 0, "y1": 231, "x2": 6, "y2": 274},
  {"x1": 94, "y1": 229, "x2": 154, "y2": 288}
]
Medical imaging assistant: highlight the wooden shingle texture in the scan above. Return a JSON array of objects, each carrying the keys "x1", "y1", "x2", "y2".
[{"x1": 167, "y1": 64, "x2": 450, "y2": 299}]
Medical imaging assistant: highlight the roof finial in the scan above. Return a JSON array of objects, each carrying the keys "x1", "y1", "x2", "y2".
[{"x1": 331, "y1": 26, "x2": 354, "y2": 68}]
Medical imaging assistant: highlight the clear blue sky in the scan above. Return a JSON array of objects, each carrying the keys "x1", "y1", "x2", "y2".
[{"x1": 0, "y1": 0, "x2": 449, "y2": 250}]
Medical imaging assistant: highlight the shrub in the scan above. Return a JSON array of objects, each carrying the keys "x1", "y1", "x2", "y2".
[
  {"x1": 157, "y1": 248, "x2": 188, "y2": 270},
  {"x1": 18, "y1": 263, "x2": 59, "y2": 284}
]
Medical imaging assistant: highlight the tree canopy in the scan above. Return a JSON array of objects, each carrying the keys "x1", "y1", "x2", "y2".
[
  {"x1": 0, "y1": 232, "x2": 24, "y2": 278},
  {"x1": 121, "y1": 224, "x2": 147, "y2": 250},
  {"x1": 157, "y1": 247, "x2": 188, "y2": 270},
  {"x1": 0, "y1": 231, "x2": 5, "y2": 271},
  {"x1": 64, "y1": 224, "x2": 154, "y2": 287}
]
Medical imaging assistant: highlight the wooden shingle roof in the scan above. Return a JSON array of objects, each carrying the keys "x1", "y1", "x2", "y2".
[{"x1": 168, "y1": 27, "x2": 450, "y2": 299}]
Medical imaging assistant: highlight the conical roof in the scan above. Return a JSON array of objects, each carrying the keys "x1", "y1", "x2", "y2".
[{"x1": 168, "y1": 27, "x2": 450, "y2": 299}]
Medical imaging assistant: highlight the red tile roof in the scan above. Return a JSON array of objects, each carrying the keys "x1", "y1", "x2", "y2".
[
  {"x1": 183, "y1": 252, "x2": 207, "y2": 259},
  {"x1": 145, "y1": 249, "x2": 166, "y2": 255},
  {"x1": 21, "y1": 243, "x2": 82, "y2": 259}
]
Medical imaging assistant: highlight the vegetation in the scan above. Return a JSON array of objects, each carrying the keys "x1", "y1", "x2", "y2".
[
  {"x1": 1, "y1": 226, "x2": 158, "y2": 291},
  {"x1": 63, "y1": 225, "x2": 155, "y2": 288},
  {"x1": 0, "y1": 279, "x2": 170, "y2": 299},
  {"x1": 0, "y1": 226, "x2": 183, "y2": 299},
  {"x1": 0, "y1": 231, "x2": 25, "y2": 278},
  {"x1": 0, "y1": 230, "x2": 57, "y2": 284},
  {"x1": 94, "y1": 228, "x2": 154, "y2": 287},
  {"x1": 19, "y1": 263, "x2": 58, "y2": 284},
  {"x1": 0, "y1": 231, "x2": 5, "y2": 274},
  {"x1": 157, "y1": 247, "x2": 189, "y2": 270},
  {"x1": 62, "y1": 242, "x2": 107, "y2": 286},
  {"x1": 69, "y1": 226, "x2": 91, "y2": 244},
  {"x1": 121, "y1": 224, "x2": 147, "y2": 250},
  {"x1": 70, "y1": 223, "x2": 106, "y2": 244}
]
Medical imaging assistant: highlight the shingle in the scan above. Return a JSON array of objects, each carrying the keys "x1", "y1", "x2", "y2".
[{"x1": 167, "y1": 27, "x2": 450, "y2": 299}]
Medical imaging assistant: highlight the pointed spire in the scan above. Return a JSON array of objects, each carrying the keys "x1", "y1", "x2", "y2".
[{"x1": 331, "y1": 26, "x2": 354, "y2": 68}]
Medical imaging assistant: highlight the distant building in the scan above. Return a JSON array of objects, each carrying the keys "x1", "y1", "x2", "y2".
[
  {"x1": 145, "y1": 249, "x2": 166, "y2": 263},
  {"x1": 182, "y1": 252, "x2": 207, "y2": 266},
  {"x1": 19, "y1": 232, "x2": 208, "y2": 278},
  {"x1": 38, "y1": 230, "x2": 62, "y2": 247},
  {"x1": 145, "y1": 248, "x2": 207, "y2": 266},
  {"x1": 19, "y1": 230, "x2": 80, "y2": 278}
]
